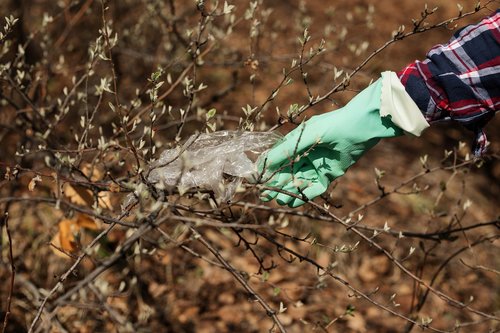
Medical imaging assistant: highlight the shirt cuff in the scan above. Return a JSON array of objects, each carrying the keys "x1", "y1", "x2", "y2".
[{"x1": 380, "y1": 71, "x2": 430, "y2": 137}]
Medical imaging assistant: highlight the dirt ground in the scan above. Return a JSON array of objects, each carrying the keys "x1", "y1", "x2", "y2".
[{"x1": 0, "y1": 0, "x2": 499, "y2": 332}]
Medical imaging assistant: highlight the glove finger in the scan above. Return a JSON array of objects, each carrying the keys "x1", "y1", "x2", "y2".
[
  {"x1": 260, "y1": 189, "x2": 276, "y2": 202},
  {"x1": 264, "y1": 122, "x2": 320, "y2": 168},
  {"x1": 261, "y1": 152, "x2": 327, "y2": 206},
  {"x1": 289, "y1": 183, "x2": 328, "y2": 207},
  {"x1": 275, "y1": 182, "x2": 300, "y2": 206},
  {"x1": 274, "y1": 159, "x2": 313, "y2": 206},
  {"x1": 259, "y1": 165, "x2": 293, "y2": 202},
  {"x1": 288, "y1": 159, "x2": 330, "y2": 207}
]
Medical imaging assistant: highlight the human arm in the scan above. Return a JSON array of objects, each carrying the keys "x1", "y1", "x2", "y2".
[
  {"x1": 398, "y1": 9, "x2": 500, "y2": 155},
  {"x1": 260, "y1": 10, "x2": 500, "y2": 208}
]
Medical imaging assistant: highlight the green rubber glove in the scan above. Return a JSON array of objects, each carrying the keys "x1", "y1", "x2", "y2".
[{"x1": 260, "y1": 78, "x2": 404, "y2": 207}]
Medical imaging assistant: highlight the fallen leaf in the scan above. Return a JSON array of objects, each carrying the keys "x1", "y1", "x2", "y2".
[
  {"x1": 217, "y1": 292, "x2": 235, "y2": 304},
  {"x1": 63, "y1": 182, "x2": 94, "y2": 206},
  {"x1": 62, "y1": 163, "x2": 114, "y2": 209},
  {"x1": 358, "y1": 255, "x2": 390, "y2": 283},
  {"x1": 75, "y1": 213, "x2": 99, "y2": 230},
  {"x1": 28, "y1": 175, "x2": 42, "y2": 191},
  {"x1": 346, "y1": 314, "x2": 367, "y2": 332},
  {"x1": 51, "y1": 219, "x2": 80, "y2": 258},
  {"x1": 97, "y1": 191, "x2": 113, "y2": 210},
  {"x1": 63, "y1": 182, "x2": 114, "y2": 210},
  {"x1": 50, "y1": 214, "x2": 100, "y2": 258},
  {"x1": 217, "y1": 305, "x2": 244, "y2": 324},
  {"x1": 81, "y1": 162, "x2": 103, "y2": 182},
  {"x1": 178, "y1": 306, "x2": 199, "y2": 323},
  {"x1": 148, "y1": 281, "x2": 168, "y2": 298},
  {"x1": 109, "y1": 182, "x2": 121, "y2": 193}
]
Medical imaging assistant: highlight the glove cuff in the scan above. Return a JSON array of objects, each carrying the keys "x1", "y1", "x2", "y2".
[{"x1": 380, "y1": 71, "x2": 429, "y2": 136}]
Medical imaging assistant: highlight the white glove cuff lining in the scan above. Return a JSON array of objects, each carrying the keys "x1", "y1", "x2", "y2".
[{"x1": 380, "y1": 71, "x2": 430, "y2": 137}]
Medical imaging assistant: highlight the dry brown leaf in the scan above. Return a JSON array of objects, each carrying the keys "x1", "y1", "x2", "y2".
[
  {"x1": 92, "y1": 167, "x2": 116, "y2": 209},
  {"x1": 178, "y1": 306, "x2": 199, "y2": 323},
  {"x1": 108, "y1": 182, "x2": 121, "y2": 193},
  {"x1": 63, "y1": 182, "x2": 114, "y2": 210},
  {"x1": 358, "y1": 255, "x2": 390, "y2": 283},
  {"x1": 28, "y1": 175, "x2": 42, "y2": 191},
  {"x1": 97, "y1": 191, "x2": 113, "y2": 210},
  {"x1": 217, "y1": 305, "x2": 244, "y2": 324},
  {"x1": 358, "y1": 259, "x2": 377, "y2": 283},
  {"x1": 217, "y1": 292, "x2": 235, "y2": 305},
  {"x1": 51, "y1": 219, "x2": 79, "y2": 258},
  {"x1": 148, "y1": 281, "x2": 168, "y2": 298},
  {"x1": 50, "y1": 214, "x2": 100, "y2": 258},
  {"x1": 62, "y1": 162, "x2": 114, "y2": 209},
  {"x1": 81, "y1": 163, "x2": 103, "y2": 182},
  {"x1": 75, "y1": 213, "x2": 99, "y2": 230},
  {"x1": 63, "y1": 182, "x2": 94, "y2": 206},
  {"x1": 108, "y1": 296, "x2": 129, "y2": 313},
  {"x1": 346, "y1": 314, "x2": 367, "y2": 332},
  {"x1": 278, "y1": 313, "x2": 293, "y2": 326},
  {"x1": 287, "y1": 301, "x2": 307, "y2": 320}
]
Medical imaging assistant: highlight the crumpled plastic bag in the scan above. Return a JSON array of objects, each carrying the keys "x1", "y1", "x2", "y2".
[{"x1": 147, "y1": 130, "x2": 281, "y2": 201}]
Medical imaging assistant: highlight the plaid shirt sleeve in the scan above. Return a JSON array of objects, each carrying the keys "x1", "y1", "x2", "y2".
[{"x1": 398, "y1": 9, "x2": 500, "y2": 156}]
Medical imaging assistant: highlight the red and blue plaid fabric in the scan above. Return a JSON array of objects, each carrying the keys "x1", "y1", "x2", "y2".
[{"x1": 398, "y1": 9, "x2": 500, "y2": 156}]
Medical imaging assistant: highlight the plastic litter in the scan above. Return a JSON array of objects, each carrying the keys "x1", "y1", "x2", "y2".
[{"x1": 147, "y1": 130, "x2": 281, "y2": 201}]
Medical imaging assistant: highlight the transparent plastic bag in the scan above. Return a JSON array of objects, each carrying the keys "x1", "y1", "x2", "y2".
[{"x1": 147, "y1": 130, "x2": 281, "y2": 201}]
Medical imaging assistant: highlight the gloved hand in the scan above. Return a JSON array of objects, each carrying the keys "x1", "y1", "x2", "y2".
[{"x1": 260, "y1": 72, "x2": 429, "y2": 207}]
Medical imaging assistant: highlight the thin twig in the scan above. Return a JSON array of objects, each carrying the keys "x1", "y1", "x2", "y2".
[{"x1": 1, "y1": 212, "x2": 15, "y2": 333}]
